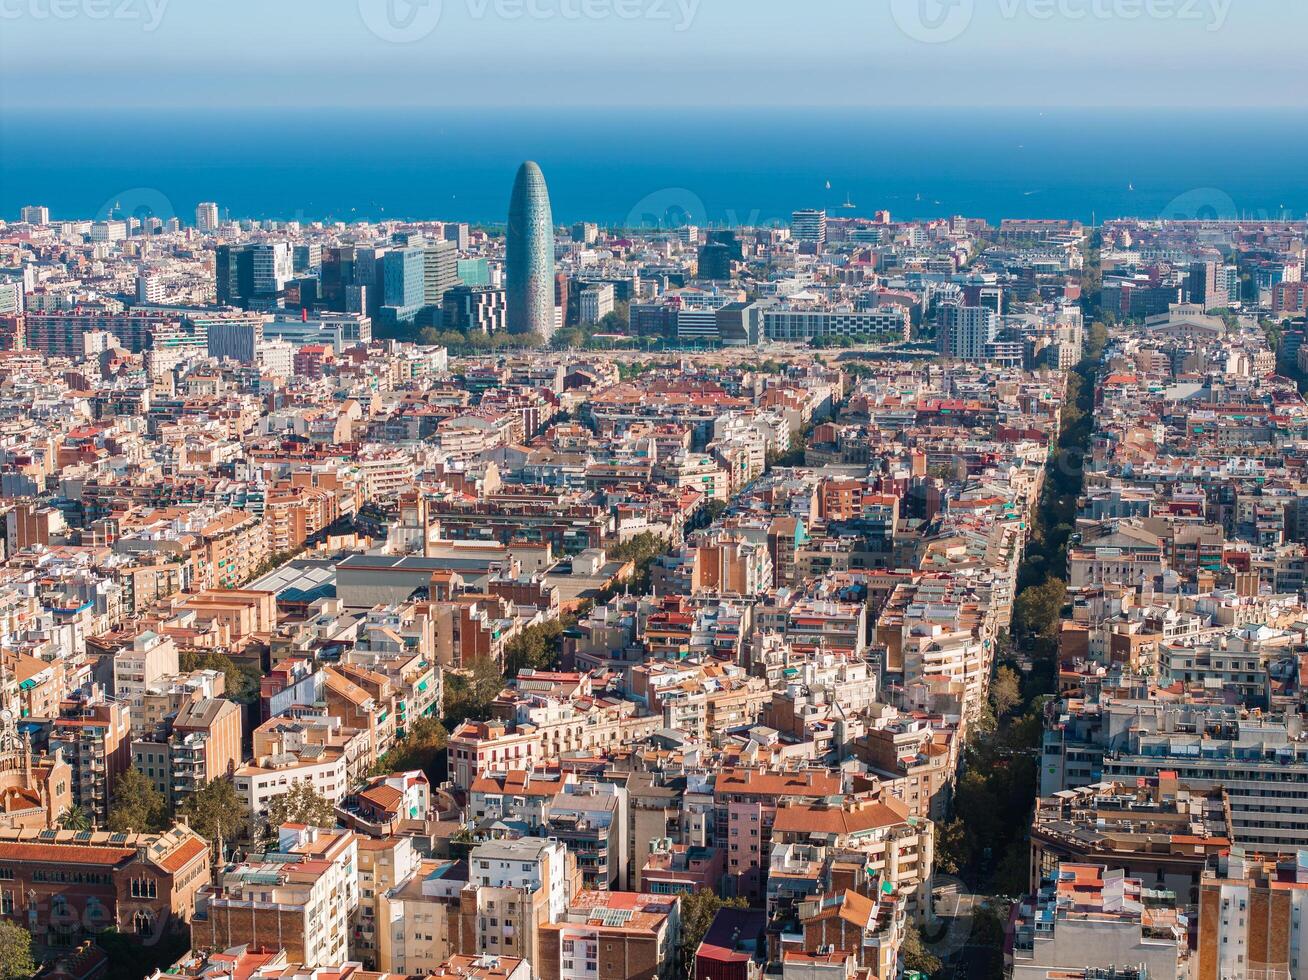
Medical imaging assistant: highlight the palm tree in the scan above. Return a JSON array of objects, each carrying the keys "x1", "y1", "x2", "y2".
[{"x1": 59, "y1": 805, "x2": 93, "y2": 831}]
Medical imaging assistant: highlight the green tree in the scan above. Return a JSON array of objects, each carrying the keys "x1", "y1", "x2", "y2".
[
  {"x1": 610, "y1": 531, "x2": 671, "y2": 593},
  {"x1": 1013, "y1": 578, "x2": 1067, "y2": 641},
  {"x1": 990, "y1": 665, "x2": 1022, "y2": 718},
  {"x1": 375, "y1": 715, "x2": 450, "y2": 779},
  {"x1": 952, "y1": 767, "x2": 1003, "y2": 869},
  {"x1": 1085, "y1": 321, "x2": 1109, "y2": 362},
  {"x1": 98, "y1": 927, "x2": 191, "y2": 980},
  {"x1": 504, "y1": 619, "x2": 565, "y2": 677},
  {"x1": 969, "y1": 700, "x2": 998, "y2": 741},
  {"x1": 994, "y1": 836, "x2": 1032, "y2": 898},
  {"x1": 701, "y1": 499, "x2": 729, "y2": 525},
  {"x1": 902, "y1": 923, "x2": 942, "y2": 976},
  {"x1": 677, "y1": 890, "x2": 749, "y2": 976},
  {"x1": 265, "y1": 782, "x2": 336, "y2": 841},
  {"x1": 417, "y1": 326, "x2": 441, "y2": 346},
  {"x1": 933, "y1": 817, "x2": 970, "y2": 875},
  {"x1": 551, "y1": 326, "x2": 589, "y2": 350},
  {"x1": 0, "y1": 921, "x2": 35, "y2": 979},
  {"x1": 108, "y1": 766, "x2": 167, "y2": 833},
  {"x1": 442, "y1": 656, "x2": 505, "y2": 727},
  {"x1": 597, "y1": 302, "x2": 630, "y2": 334},
  {"x1": 179, "y1": 649, "x2": 262, "y2": 702},
  {"x1": 768, "y1": 430, "x2": 807, "y2": 468},
  {"x1": 971, "y1": 904, "x2": 1010, "y2": 979},
  {"x1": 179, "y1": 777, "x2": 248, "y2": 856},
  {"x1": 618, "y1": 360, "x2": 652, "y2": 381}
]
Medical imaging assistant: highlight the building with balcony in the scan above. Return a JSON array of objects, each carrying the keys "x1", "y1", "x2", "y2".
[
  {"x1": 455, "y1": 837, "x2": 579, "y2": 970},
  {"x1": 194, "y1": 824, "x2": 359, "y2": 968},
  {"x1": 49, "y1": 693, "x2": 131, "y2": 824}
]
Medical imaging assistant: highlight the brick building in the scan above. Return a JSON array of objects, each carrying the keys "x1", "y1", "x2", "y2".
[
  {"x1": 0, "y1": 825, "x2": 209, "y2": 950},
  {"x1": 194, "y1": 824, "x2": 359, "y2": 967},
  {"x1": 536, "y1": 890, "x2": 680, "y2": 980}
]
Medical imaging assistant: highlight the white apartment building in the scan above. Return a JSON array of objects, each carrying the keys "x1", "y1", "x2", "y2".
[
  {"x1": 762, "y1": 305, "x2": 910, "y2": 343},
  {"x1": 937, "y1": 302, "x2": 999, "y2": 361},
  {"x1": 199, "y1": 825, "x2": 359, "y2": 968},
  {"x1": 463, "y1": 837, "x2": 573, "y2": 967},
  {"x1": 580, "y1": 283, "x2": 615, "y2": 325},
  {"x1": 196, "y1": 201, "x2": 219, "y2": 232},
  {"x1": 114, "y1": 630, "x2": 180, "y2": 727},
  {"x1": 377, "y1": 857, "x2": 465, "y2": 973},
  {"x1": 233, "y1": 746, "x2": 351, "y2": 817}
]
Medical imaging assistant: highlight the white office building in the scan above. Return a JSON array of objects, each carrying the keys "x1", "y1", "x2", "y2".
[{"x1": 580, "y1": 283, "x2": 615, "y2": 325}]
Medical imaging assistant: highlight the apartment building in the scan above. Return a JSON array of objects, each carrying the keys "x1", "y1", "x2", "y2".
[
  {"x1": 194, "y1": 824, "x2": 359, "y2": 967},
  {"x1": 536, "y1": 890, "x2": 680, "y2": 980},
  {"x1": 456, "y1": 837, "x2": 579, "y2": 969}
]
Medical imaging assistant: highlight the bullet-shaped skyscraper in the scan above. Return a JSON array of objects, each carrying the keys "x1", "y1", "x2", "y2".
[{"x1": 506, "y1": 161, "x2": 556, "y2": 338}]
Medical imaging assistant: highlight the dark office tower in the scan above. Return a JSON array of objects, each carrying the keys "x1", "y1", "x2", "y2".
[
  {"x1": 215, "y1": 244, "x2": 254, "y2": 306},
  {"x1": 287, "y1": 276, "x2": 319, "y2": 309},
  {"x1": 708, "y1": 229, "x2": 743, "y2": 260},
  {"x1": 320, "y1": 246, "x2": 356, "y2": 310},
  {"x1": 571, "y1": 222, "x2": 598, "y2": 244},
  {"x1": 353, "y1": 246, "x2": 387, "y2": 317},
  {"x1": 717, "y1": 302, "x2": 761, "y2": 345},
  {"x1": 1188, "y1": 261, "x2": 1222, "y2": 310},
  {"x1": 506, "y1": 161, "x2": 556, "y2": 337},
  {"x1": 555, "y1": 274, "x2": 571, "y2": 328},
  {"x1": 443, "y1": 285, "x2": 507, "y2": 335},
  {"x1": 698, "y1": 243, "x2": 733, "y2": 281},
  {"x1": 443, "y1": 222, "x2": 470, "y2": 250},
  {"x1": 216, "y1": 243, "x2": 290, "y2": 309}
]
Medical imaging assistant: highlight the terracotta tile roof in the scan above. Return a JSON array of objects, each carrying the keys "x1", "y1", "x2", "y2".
[
  {"x1": 156, "y1": 834, "x2": 209, "y2": 873},
  {"x1": 0, "y1": 841, "x2": 133, "y2": 866},
  {"x1": 358, "y1": 785, "x2": 403, "y2": 811},
  {"x1": 772, "y1": 798, "x2": 911, "y2": 836},
  {"x1": 713, "y1": 768, "x2": 842, "y2": 798}
]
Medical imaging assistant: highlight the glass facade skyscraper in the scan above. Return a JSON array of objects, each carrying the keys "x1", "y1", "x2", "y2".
[{"x1": 506, "y1": 160, "x2": 556, "y2": 338}]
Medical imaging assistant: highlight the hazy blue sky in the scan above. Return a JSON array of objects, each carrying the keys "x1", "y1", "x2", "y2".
[{"x1": 1, "y1": 0, "x2": 1304, "y2": 109}]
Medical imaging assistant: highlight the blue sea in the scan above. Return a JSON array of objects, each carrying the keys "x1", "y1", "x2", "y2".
[{"x1": 1, "y1": 107, "x2": 1305, "y2": 227}]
